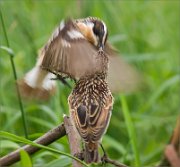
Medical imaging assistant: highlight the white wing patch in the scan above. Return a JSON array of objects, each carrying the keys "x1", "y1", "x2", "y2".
[
  {"x1": 53, "y1": 20, "x2": 65, "y2": 39},
  {"x1": 67, "y1": 30, "x2": 84, "y2": 39},
  {"x1": 59, "y1": 20, "x2": 65, "y2": 30},
  {"x1": 24, "y1": 66, "x2": 56, "y2": 90},
  {"x1": 42, "y1": 73, "x2": 56, "y2": 90}
]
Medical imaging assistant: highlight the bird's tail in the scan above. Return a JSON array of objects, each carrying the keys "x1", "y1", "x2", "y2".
[
  {"x1": 17, "y1": 66, "x2": 56, "y2": 100},
  {"x1": 84, "y1": 142, "x2": 99, "y2": 164}
]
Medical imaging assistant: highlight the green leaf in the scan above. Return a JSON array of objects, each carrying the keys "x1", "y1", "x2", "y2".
[
  {"x1": 20, "y1": 149, "x2": 32, "y2": 167},
  {"x1": 0, "y1": 131, "x2": 88, "y2": 167},
  {"x1": 44, "y1": 157, "x2": 72, "y2": 167},
  {"x1": 120, "y1": 95, "x2": 141, "y2": 166},
  {"x1": 0, "y1": 46, "x2": 14, "y2": 57},
  {"x1": 0, "y1": 140, "x2": 20, "y2": 149},
  {"x1": 103, "y1": 135, "x2": 126, "y2": 154},
  {"x1": 141, "y1": 75, "x2": 180, "y2": 113}
]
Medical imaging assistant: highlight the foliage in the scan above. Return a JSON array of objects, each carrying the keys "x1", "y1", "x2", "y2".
[{"x1": 0, "y1": 0, "x2": 179, "y2": 166}]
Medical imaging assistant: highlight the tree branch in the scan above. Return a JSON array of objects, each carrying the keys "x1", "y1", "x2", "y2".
[
  {"x1": 0, "y1": 123, "x2": 66, "y2": 166},
  {"x1": 0, "y1": 117, "x2": 129, "y2": 167},
  {"x1": 64, "y1": 115, "x2": 82, "y2": 167}
]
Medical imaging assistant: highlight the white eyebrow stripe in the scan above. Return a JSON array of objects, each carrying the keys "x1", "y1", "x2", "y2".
[
  {"x1": 86, "y1": 21, "x2": 94, "y2": 28},
  {"x1": 67, "y1": 30, "x2": 84, "y2": 39}
]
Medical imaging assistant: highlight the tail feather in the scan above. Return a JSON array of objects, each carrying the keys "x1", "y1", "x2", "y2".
[
  {"x1": 84, "y1": 143, "x2": 99, "y2": 164},
  {"x1": 18, "y1": 66, "x2": 56, "y2": 100}
]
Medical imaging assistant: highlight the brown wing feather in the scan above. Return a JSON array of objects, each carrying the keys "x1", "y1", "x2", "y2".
[
  {"x1": 105, "y1": 43, "x2": 142, "y2": 93},
  {"x1": 89, "y1": 95, "x2": 113, "y2": 141},
  {"x1": 41, "y1": 19, "x2": 103, "y2": 79},
  {"x1": 69, "y1": 94, "x2": 113, "y2": 143}
]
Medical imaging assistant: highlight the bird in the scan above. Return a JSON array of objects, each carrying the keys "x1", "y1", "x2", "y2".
[
  {"x1": 40, "y1": 17, "x2": 113, "y2": 163},
  {"x1": 18, "y1": 17, "x2": 141, "y2": 100},
  {"x1": 17, "y1": 16, "x2": 142, "y2": 162},
  {"x1": 68, "y1": 50, "x2": 114, "y2": 163},
  {"x1": 17, "y1": 17, "x2": 142, "y2": 163}
]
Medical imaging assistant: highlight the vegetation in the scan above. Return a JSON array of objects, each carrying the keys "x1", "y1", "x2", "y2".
[{"x1": 0, "y1": 1, "x2": 179, "y2": 166}]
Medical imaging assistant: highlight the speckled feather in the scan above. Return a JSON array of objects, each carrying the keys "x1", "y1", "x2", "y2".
[{"x1": 68, "y1": 72, "x2": 113, "y2": 143}]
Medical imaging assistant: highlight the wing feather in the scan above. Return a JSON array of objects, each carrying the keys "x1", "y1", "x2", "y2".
[
  {"x1": 69, "y1": 94, "x2": 113, "y2": 143},
  {"x1": 41, "y1": 19, "x2": 103, "y2": 79},
  {"x1": 105, "y1": 43, "x2": 142, "y2": 93}
]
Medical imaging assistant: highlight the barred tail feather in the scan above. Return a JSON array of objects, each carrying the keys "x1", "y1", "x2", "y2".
[
  {"x1": 84, "y1": 143, "x2": 99, "y2": 164},
  {"x1": 17, "y1": 66, "x2": 56, "y2": 100}
]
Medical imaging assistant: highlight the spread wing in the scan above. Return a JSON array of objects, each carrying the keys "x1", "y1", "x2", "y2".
[
  {"x1": 41, "y1": 19, "x2": 102, "y2": 79},
  {"x1": 105, "y1": 43, "x2": 143, "y2": 93}
]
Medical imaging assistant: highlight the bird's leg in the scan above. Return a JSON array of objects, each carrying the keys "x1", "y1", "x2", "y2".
[
  {"x1": 100, "y1": 144, "x2": 108, "y2": 165},
  {"x1": 74, "y1": 143, "x2": 85, "y2": 161}
]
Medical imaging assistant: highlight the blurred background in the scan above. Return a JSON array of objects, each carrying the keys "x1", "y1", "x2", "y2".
[{"x1": 0, "y1": 0, "x2": 179, "y2": 167}]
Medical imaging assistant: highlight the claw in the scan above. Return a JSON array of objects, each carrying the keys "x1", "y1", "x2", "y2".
[{"x1": 74, "y1": 151, "x2": 84, "y2": 161}]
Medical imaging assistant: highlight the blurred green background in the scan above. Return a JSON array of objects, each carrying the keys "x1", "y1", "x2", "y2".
[{"x1": 0, "y1": 0, "x2": 180, "y2": 167}]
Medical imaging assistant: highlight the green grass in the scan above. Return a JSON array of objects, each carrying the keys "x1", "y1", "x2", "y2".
[
  {"x1": 0, "y1": 0, "x2": 179, "y2": 167},
  {"x1": 0, "y1": 13, "x2": 28, "y2": 138},
  {"x1": 120, "y1": 95, "x2": 140, "y2": 166}
]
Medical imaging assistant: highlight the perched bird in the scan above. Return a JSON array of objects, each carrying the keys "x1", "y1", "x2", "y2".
[
  {"x1": 68, "y1": 51, "x2": 114, "y2": 163},
  {"x1": 41, "y1": 17, "x2": 113, "y2": 163},
  {"x1": 18, "y1": 17, "x2": 141, "y2": 163}
]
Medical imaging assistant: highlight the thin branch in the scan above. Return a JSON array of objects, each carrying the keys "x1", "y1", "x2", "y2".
[
  {"x1": 0, "y1": 123, "x2": 66, "y2": 166},
  {"x1": 103, "y1": 157, "x2": 128, "y2": 167},
  {"x1": 64, "y1": 116, "x2": 82, "y2": 167},
  {"x1": 158, "y1": 116, "x2": 180, "y2": 167}
]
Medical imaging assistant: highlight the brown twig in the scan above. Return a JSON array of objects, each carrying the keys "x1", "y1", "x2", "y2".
[
  {"x1": 158, "y1": 115, "x2": 180, "y2": 167},
  {"x1": 164, "y1": 145, "x2": 180, "y2": 167},
  {"x1": 102, "y1": 155, "x2": 128, "y2": 167},
  {"x1": 64, "y1": 115, "x2": 82, "y2": 167},
  {"x1": 0, "y1": 123, "x2": 66, "y2": 166}
]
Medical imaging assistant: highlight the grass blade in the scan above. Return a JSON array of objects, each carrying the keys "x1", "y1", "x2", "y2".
[
  {"x1": 120, "y1": 95, "x2": 141, "y2": 166},
  {"x1": 20, "y1": 149, "x2": 32, "y2": 167},
  {"x1": 0, "y1": 8, "x2": 28, "y2": 138},
  {"x1": 0, "y1": 131, "x2": 88, "y2": 167}
]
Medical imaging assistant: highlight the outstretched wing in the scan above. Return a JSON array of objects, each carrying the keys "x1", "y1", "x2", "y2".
[
  {"x1": 105, "y1": 43, "x2": 142, "y2": 93},
  {"x1": 41, "y1": 19, "x2": 102, "y2": 79}
]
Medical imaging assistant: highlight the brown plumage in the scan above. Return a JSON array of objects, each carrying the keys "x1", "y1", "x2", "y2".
[
  {"x1": 40, "y1": 17, "x2": 114, "y2": 163},
  {"x1": 68, "y1": 72, "x2": 113, "y2": 163},
  {"x1": 67, "y1": 47, "x2": 113, "y2": 163}
]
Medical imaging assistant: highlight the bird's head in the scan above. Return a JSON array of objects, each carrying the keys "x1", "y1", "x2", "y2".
[{"x1": 76, "y1": 17, "x2": 108, "y2": 50}]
